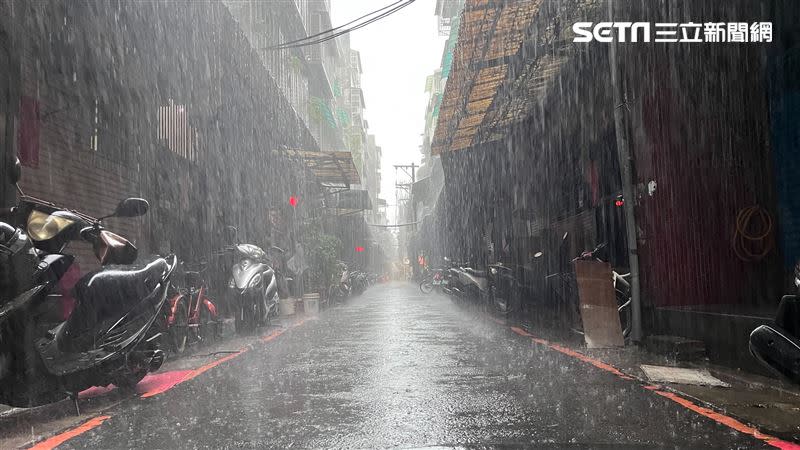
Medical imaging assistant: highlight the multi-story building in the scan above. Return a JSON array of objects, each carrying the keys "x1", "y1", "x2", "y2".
[
  {"x1": 223, "y1": 0, "x2": 346, "y2": 152},
  {"x1": 223, "y1": 0, "x2": 390, "y2": 271},
  {"x1": 335, "y1": 37, "x2": 385, "y2": 223},
  {"x1": 338, "y1": 44, "x2": 368, "y2": 174},
  {"x1": 0, "y1": 0, "x2": 320, "y2": 273},
  {"x1": 363, "y1": 134, "x2": 382, "y2": 224},
  {"x1": 406, "y1": 0, "x2": 465, "y2": 270},
  {"x1": 435, "y1": 0, "x2": 465, "y2": 36}
]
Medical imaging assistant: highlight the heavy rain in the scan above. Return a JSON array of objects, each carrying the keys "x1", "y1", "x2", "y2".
[{"x1": 0, "y1": 0, "x2": 799, "y2": 448}]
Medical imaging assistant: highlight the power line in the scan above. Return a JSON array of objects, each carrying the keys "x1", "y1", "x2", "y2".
[
  {"x1": 270, "y1": 0, "x2": 406, "y2": 49},
  {"x1": 274, "y1": 1, "x2": 413, "y2": 49},
  {"x1": 268, "y1": 0, "x2": 415, "y2": 50},
  {"x1": 367, "y1": 221, "x2": 420, "y2": 228}
]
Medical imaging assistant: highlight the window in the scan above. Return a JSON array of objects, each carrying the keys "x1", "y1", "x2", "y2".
[{"x1": 157, "y1": 99, "x2": 199, "y2": 161}]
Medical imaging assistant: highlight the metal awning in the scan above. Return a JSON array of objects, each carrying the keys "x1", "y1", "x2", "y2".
[
  {"x1": 282, "y1": 149, "x2": 361, "y2": 188},
  {"x1": 432, "y1": 0, "x2": 586, "y2": 155},
  {"x1": 327, "y1": 189, "x2": 372, "y2": 216}
]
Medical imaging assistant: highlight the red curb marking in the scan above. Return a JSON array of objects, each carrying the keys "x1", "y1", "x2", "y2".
[
  {"x1": 509, "y1": 326, "x2": 800, "y2": 449},
  {"x1": 135, "y1": 370, "x2": 195, "y2": 396},
  {"x1": 140, "y1": 349, "x2": 247, "y2": 399},
  {"x1": 178, "y1": 348, "x2": 248, "y2": 385},
  {"x1": 547, "y1": 343, "x2": 630, "y2": 379},
  {"x1": 78, "y1": 370, "x2": 196, "y2": 400},
  {"x1": 144, "y1": 319, "x2": 307, "y2": 397},
  {"x1": 648, "y1": 389, "x2": 800, "y2": 450},
  {"x1": 29, "y1": 319, "x2": 309, "y2": 449},
  {"x1": 261, "y1": 331, "x2": 282, "y2": 342},
  {"x1": 29, "y1": 415, "x2": 111, "y2": 450},
  {"x1": 510, "y1": 326, "x2": 533, "y2": 337}
]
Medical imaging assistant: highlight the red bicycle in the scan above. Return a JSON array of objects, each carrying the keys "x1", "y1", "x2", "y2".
[
  {"x1": 163, "y1": 261, "x2": 220, "y2": 353},
  {"x1": 420, "y1": 268, "x2": 447, "y2": 294}
]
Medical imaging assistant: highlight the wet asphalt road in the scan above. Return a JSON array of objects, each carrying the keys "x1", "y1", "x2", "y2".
[{"x1": 61, "y1": 282, "x2": 765, "y2": 449}]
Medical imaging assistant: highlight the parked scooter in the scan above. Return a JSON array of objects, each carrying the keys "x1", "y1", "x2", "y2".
[
  {"x1": 349, "y1": 270, "x2": 367, "y2": 297},
  {"x1": 328, "y1": 262, "x2": 351, "y2": 303},
  {"x1": 420, "y1": 267, "x2": 447, "y2": 294},
  {"x1": 487, "y1": 262, "x2": 516, "y2": 316},
  {"x1": 750, "y1": 261, "x2": 800, "y2": 384},
  {"x1": 162, "y1": 260, "x2": 220, "y2": 353},
  {"x1": 451, "y1": 260, "x2": 515, "y2": 316},
  {"x1": 447, "y1": 261, "x2": 490, "y2": 307},
  {"x1": 440, "y1": 258, "x2": 467, "y2": 301},
  {"x1": 367, "y1": 272, "x2": 378, "y2": 287},
  {"x1": 0, "y1": 159, "x2": 176, "y2": 407},
  {"x1": 220, "y1": 228, "x2": 279, "y2": 333}
]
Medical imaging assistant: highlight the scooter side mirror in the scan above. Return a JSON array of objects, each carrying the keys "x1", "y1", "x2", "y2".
[{"x1": 112, "y1": 198, "x2": 149, "y2": 218}]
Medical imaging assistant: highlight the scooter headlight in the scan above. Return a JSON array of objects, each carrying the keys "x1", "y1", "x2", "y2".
[
  {"x1": 490, "y1": 267, "x2": 497, "y2": 275},
  {"x1": 27, "y1": 210, "x2": 76, "y2": 241}
]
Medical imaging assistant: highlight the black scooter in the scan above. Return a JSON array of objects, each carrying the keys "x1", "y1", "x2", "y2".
[
  {"x1": 750, "y1": 262, "x2": 800, "y2": 384},
  {"x1": 0, "y1": 159, "x2": 176, "y2": 408},
  {"x1": 487, "y1": 262, "x2": 516, "y2": 316}
]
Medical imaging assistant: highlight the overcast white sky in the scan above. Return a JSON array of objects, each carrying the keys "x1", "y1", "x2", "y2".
[{"x1": 331, "y1": 0, "x2": 446, "y2": 219}]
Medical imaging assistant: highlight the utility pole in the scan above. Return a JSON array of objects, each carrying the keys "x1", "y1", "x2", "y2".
[
  {"x1": 394, "y1": 163, "x2": 417, "y2": 230},
  {"x1": 608, "y1": 0, "x2": 643, "y2": 342},
  {"x1": 394, "y1": 163, "x2": 417, "y2": 277}
]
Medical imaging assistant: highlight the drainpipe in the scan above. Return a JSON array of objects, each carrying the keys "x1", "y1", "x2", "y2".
[{"x1": 608, "y1": 0, "x2": 643, "y2": 342}]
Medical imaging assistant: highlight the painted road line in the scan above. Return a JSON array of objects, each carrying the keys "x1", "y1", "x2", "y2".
[
  {"x1": 140, "y1": 350, "x2": 246, "y2": 398},
  {"x1": 27, "y1": 317, "x2": 310, "y2": 449},
  {"x1": 28, "y1": 415, "x2": 111, "y2": 450},
  {"x1": 509, "y1": 326, "x2": 800, "y2": 449}
]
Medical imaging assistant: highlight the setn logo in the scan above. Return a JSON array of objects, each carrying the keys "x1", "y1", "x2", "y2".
[
  {"x1": 573, "y1": 22, "x2": 773, "y2": 43},
  {"x1": 573, "y1": 22, "x2": 651, "y2": 43}
]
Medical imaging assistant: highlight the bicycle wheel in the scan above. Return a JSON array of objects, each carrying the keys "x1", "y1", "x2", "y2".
[
  {"x1": 419, "y1": 278, "x2": 434, "y2": 294},
  {"x1": 170, "y1": 302, "x2": 189, "y2": 354}
]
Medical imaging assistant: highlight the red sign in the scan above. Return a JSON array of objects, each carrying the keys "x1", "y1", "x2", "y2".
[{"x1": 289, "y1": 196, "x2": 298, "y2": 207}]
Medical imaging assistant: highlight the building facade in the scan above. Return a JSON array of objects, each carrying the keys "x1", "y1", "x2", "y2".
[
  {"x1": 0, "y1": 0, "x2": 327, "y2": 296},
  {"x1": 431, "y1": 0, "x2": 798, "y2": 371}
]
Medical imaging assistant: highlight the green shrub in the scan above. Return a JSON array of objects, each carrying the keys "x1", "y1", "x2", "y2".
[{"x1": 302, "y1": 226, "x2": 342, "y2": 292}]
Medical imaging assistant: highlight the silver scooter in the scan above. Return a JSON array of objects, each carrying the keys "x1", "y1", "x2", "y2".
[{"x1": 222, "y1": 227, "x2": 279, "y2": 333}]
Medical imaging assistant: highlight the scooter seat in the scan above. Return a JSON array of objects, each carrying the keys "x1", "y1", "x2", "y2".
[
  {"x1": 74, "y1": 258, "x2": 168, "y2": 305},
  {"x1": 464, "y1": 267, "x2": 486, "y2": 278}
]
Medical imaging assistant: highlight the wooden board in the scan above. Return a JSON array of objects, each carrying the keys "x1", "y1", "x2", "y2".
[{"x1": 574, "y1": 260, "x2": 624, "y2": 348}]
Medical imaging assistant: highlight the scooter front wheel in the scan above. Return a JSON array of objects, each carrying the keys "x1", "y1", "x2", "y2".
[{"x1": 235, "y1": 300, "x2": 257, "y2": 333}]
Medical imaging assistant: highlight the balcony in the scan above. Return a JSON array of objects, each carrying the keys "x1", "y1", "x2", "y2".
[
  {"x1": 306, "y1": 52, "x2": 334, "y2": 98},
  {"x1": 305, "y1": 10, "x2": 335, "y2": 98}
]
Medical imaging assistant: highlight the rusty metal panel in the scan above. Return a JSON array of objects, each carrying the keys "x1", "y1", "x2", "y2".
[{"x1": 575, "y1": 260, "x2": 625, "y2": 348}]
